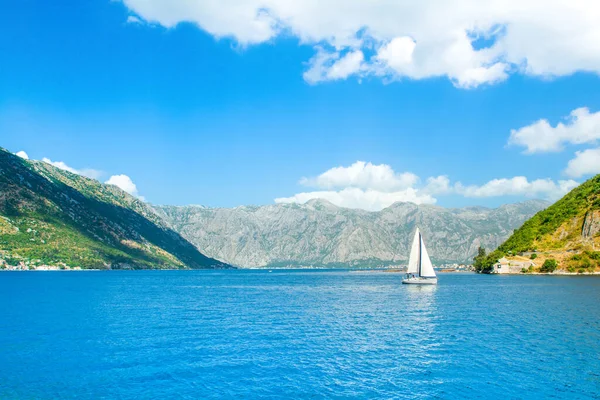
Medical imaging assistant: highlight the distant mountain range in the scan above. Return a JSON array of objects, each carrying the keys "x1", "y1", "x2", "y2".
[
  {"x1": 0, "y1": 146, "x2": 551, "y2": 270},
  {"x1": 0, "y1": 148, "x2": 230, "y2": 270},
  {"x1": 155, "y1": 199, "x2": 548, "y2": 268}
]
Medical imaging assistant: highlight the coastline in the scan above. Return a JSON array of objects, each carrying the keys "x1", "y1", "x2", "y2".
[
  {"x1": 2, "y1": 267, "x2": 598, "y2": 275},
  {"x1": 497, "y1": 271, "x2": 600, "y2": 276}
]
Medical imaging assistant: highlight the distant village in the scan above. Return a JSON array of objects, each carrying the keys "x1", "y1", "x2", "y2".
[
  {"x1": 0, "y1": 258, "x2": 82, "y2": 271},
  {"x1": 1, "y1": 257, "x2": 477, "y2": 272},
  {"x1": 0, "y1": 254, "x2": 531, "y2": 274}
]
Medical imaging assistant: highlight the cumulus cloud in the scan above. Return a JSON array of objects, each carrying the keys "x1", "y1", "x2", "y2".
[
  {"x1": 281, "y1": 161, "x2": 429, "y2": 210},
  {"x1": 105, "y1": 174, "x2": 145, "y2": 200},
  {"x1": 275, "y1": 188, "x2": 436, "y2": 212},
  {"x1": 509, "y1": 108, "x2": 600, "y2": 153},
  {"x1": 456, "y1": 177, "x2": 578, "y2": 201},
  {"x1": 300, "y1": 161, "x2": 419, "y2": 192},
  {"x1": 15, "y1": 151, "x2": 29, "y2": 160},
  {"x1": 423, "y1": 176, "x2": 452, "y2": 195},
  {"x1": 375, "y1": 37, "x2": 416, "y2": 72},
  {"x1": 564, "y1": 148, "x2": 600, "y2": 178},
  {"x1": 41, "y1": 157, "x2": 103, "y2": 180},
  {"x1": 276, "y1": 162, "x2": 575, "y2": 210},
  {"x1": 121, "y1": 0, "x2": 600, "y2": 87}
]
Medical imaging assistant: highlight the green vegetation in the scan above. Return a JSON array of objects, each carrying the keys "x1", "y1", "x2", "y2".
[
  {"x1": 473, "y1": 246, "x2": 495, "y2": 273},
  {"x1": 496, "y1": 175, "x2": 600, "y2": 255},
  {"x1": 565, "y1": 251, "x2": 600, "y2": 273},
  {"x1": 521, "y1": 265, "x2": 535, "y2": 274},
  {"x1": 540, "y1": 259, "x2": 558, "y2": 273},
  {"x1": 588, "y1": 251, "x2": 600, "y2": 261},
  {"x1": 0, "y1": 148, "x2": 230, "y2": 269},
  {"x1": 476, "y1": 174, "x2": 600, "y2": 273}
]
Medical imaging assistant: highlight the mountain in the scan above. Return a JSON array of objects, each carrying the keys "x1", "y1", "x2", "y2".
[
  {"x1": 480, "y1": 174, "x2": 600, "y2": 273},
  {"x1": 0, "y1": 148, "x2": 230, "y2": 270},
  {"x1": 155, "y1": 198, "x2": 548, "y2": 268}
]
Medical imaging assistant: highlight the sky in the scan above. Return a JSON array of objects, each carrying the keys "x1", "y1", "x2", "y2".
[{"x1": 1, "y1": 0, "x2": 600, "y2": 211}]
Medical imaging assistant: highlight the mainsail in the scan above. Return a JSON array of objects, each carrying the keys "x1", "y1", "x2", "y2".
[{"x1": 406, "y1": 229, "x2": 420, "y2": 274}]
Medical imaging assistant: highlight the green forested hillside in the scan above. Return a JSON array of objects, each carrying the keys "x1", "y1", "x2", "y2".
[
  {"x1": 0, "y1": 148, "x2": 230, "y2": 269},
  {"x1": 476, "y1": 175, "x2": 600, "y2": 273},
  {"x1": 497, "y1": 175, "x2": 600, "y2": 253}
]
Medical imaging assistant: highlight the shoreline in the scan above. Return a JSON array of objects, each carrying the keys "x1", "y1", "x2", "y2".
[
  {"x1": 2, "y1": 268, "x2": 599, "y2": 275},
  {"x1": 496, "y1": 271, "x2": 600, "y2": 276}
]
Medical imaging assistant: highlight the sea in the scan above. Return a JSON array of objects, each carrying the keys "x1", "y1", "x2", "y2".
[{"x1": 1, "y1": 270, "x2": 599, "y2": 399}]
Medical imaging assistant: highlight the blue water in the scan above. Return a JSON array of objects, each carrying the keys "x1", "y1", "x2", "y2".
[{"x1": 1, "y1": 271, "x2": 599, "y2": 399}]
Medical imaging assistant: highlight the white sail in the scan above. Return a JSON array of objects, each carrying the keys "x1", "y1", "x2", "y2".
[
  {"x1": 418, "y1": 236, "x2": 436, "y2": 278},
  {"x1": 406, "y1": 229, "x2": 420, "y2": 274}
]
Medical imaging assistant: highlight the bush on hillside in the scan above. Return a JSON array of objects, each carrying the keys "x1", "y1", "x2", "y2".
[
  {"x1": 521, "y1": 265, "x2": 535, "y2": 274},
  {"x1": 540, "y1": 259, "x2": 558, "y2": 273},
  {"x1": 586, "y1": 251, "x2": 600, "y2": 261}
]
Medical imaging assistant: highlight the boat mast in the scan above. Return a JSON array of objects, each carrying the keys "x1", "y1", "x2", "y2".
[{"x1": 417, "y1": 231, "x2": 422, "y2": 277}]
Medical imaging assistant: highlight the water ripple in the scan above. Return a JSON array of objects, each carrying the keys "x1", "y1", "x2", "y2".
[{"x1": 1, "y1": 271, "x2": 599, "y2": 399}]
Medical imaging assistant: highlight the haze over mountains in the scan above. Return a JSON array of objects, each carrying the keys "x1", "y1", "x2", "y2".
[{"x1": 156, "y1": 199, "x2": 548, "y2": 268}]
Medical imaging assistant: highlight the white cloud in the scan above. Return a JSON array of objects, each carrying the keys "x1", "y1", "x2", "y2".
[
  {"x1": 456, "y1": 177, "x2": 578, "y2": 201},
  {"x1": 127, "y1": 15, "x2": 142, "y2": 24},
  {"x1": 284, "y1": 161, "x2": 428, "y2": 210},
  {"x1": 509, "y1": 108, "x2": 600, "y2": 153},
  {"x1": 121, "y1": 0, "x2": 600, "y2": 87},
  {"x1": 564, "y1": 148, "x2": 600, "y2": 178},
  {"x1": 300, "y1": 161, "x2": 419, "y2": 192},
  {"x1": 375, "y1": 37, "x2": 416, "y2": 72},
  {"x1": 372, "y1": 32, "x2": 509, "y2": 88},
  {"x1": 276, "y1": 162, "x2": 576, "y2": 210},
  {"x1": 15, "y1": 151, "x2": 29, "y2": 160},
  {"x1": 275, "y1": 187, "x2": 436, "y2": 212},
  {"x1": 41, "y1": 158, "x2": 103, "y2": 180},
  {"x1": 105, "y1": 174, "x2": 145, "y2": 200},
  {"x1": 508, "y1": 107, "x2": 600, "y2": 179},
  {"x1": 423, "y1": 176, "x2": 452, "y2": 195},
  {"x1": 304, "y1": 49, "x2": 364, "y2": 84}
]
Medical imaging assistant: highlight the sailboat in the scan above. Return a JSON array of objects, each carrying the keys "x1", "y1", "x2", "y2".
[{"x1": 402, "y1": 228, "x2": 438, "y2": 285}]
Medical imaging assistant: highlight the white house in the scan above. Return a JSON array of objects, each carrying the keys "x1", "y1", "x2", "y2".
[
  {"x1": 493, "y1": 257, "x2": 511, "y2": 274},
  {"x1": 493, "y1": 258, "x2": 535, "y2": 274}
]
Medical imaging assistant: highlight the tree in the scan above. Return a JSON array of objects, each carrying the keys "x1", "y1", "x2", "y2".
[
  {"x1": 530, "y1": 253, "x2": 537, "y2": 260},
  {"x1": 540, "y1": 259, "x2": 558, "y2": 273},
  {"x1": 473, "y1": 247, "x2": 487, "y2": 273}
]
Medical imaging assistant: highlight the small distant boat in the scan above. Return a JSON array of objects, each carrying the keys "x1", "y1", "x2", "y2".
[{"x1": 402, "y1": 228, "x2": 438, "y2": 285}]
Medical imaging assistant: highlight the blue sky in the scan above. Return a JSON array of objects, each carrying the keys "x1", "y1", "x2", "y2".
[{"x1": 2, "y1": 0, "x2": 600, "y2": 210}]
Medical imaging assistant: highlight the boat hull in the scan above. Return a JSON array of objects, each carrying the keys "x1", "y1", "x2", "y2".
[{"x1": 402, "y1": 277, "x2": 438, "y2": 285}]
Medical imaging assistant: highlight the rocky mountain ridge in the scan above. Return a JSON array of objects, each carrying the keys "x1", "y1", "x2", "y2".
[{"x1": 155, "y1": 198, "x2": 548, "y2": 268}]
